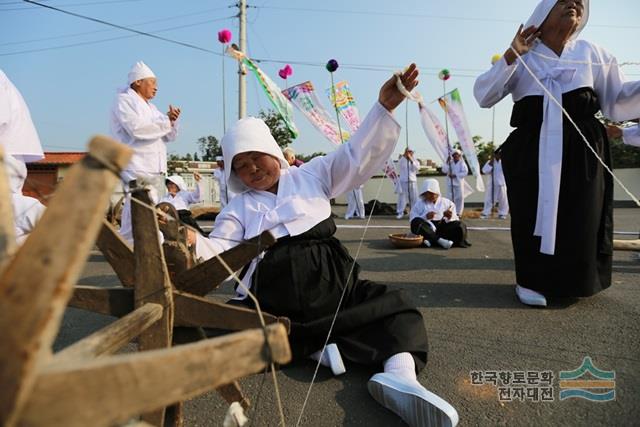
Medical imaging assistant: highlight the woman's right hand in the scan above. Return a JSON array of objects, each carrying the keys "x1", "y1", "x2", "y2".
[
  {"x1": 426, "y1": 212, "x2": 435, "y2": 220},
  {"x1": 504, "y1": 24, "x2": 541, "y2": 65}
]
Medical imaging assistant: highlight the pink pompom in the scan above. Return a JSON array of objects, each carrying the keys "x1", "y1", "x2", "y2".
[
  {"x1": 283, "y1": 64, "x2": 293, "y2": 77},
  {"x1": 278, "y1": 69, "x2": 288, "y2": 80},
  {"x1": 217, "y1": 29, "x2": 232, "y2": 44}
]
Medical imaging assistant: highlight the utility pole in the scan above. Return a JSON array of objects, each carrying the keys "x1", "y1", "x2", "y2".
[{"x1": 238, "y1": 0, "x2": 247, "y2": 119}]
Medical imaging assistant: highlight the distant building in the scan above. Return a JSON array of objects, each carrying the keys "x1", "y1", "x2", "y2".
[{"x1": 24, "y1": 152, "x2": 85, "y2": 204}]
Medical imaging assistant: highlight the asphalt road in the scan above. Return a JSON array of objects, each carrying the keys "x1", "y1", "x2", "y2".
[{"x1": 54, "y1": 208, "x2": 640, "y2": 426}]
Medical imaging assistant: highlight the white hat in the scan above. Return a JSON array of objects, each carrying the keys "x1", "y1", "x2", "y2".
[
  {"x1": 525, "y1": 0, "x2": 589, "y2": 41},
  {"x1": 127, "y1": 61, "x2": 156, "y2": 85},
  {"x1": 452, "y1": 149, "x2": 462, "y2": 155},
  {"x1": 215, "y1": 155, "x2": 224, "y2": 162},
  {"x1": 165, "y1": 175, "x2": 186, "y2": 191},
  {"x1": 420, "y1": 178, "x2": 441, "y2": 196},
  {"x1": 221, "y1": 117, "x2": 289, "y2": 194}
]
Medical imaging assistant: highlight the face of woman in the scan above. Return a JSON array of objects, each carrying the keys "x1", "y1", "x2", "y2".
[
  {"x1": 422, "y1": 192, "x2": 438, "y2": 203},
  {"x1": 541, "y1": 0, "x2": 585, "y2": 36},
  {"x1": 166, "y1": 182, "x2": 179, "y2": 195},
  {"x1": 232, "y1": 151, "x2": 282, "y2": 193}
]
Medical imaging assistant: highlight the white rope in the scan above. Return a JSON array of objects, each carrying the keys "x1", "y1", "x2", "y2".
[
  {"x1": 529, "y1": 50, "x2": 640, "y2": 68},
  {"x1": 510, "y1": 46, "x2": 640, "y2": 208}
]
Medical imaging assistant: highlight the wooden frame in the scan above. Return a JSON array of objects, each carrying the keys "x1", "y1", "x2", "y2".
[{"x1": 0, "y1": 137, "x2": 291, "y2": 427}]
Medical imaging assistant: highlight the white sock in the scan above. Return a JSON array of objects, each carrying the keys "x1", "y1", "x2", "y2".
[
  {"x1": 422, "y1": 239, "x2": 431, "y2": 247},
  {"x1": 437, "y1": 238, "x2": 453, "y2": 249},
  {"x1": 310, "y1": 348, "x2": 330, "y2": 367},
  {"x1": 383, "y1": 352, "x2": 417, "y2": 382}
]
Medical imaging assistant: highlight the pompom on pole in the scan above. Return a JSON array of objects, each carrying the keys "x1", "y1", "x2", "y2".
[
  {"x1": 278, "y1": 69, "x2": 288, "y2": 80},
  {"x1": 438, "y1": 69, "x2": 451, "y2": 81},
  {"x1": 217, "y1": 29, "x2": 232, "y2": 44},
  {"x1": 326, "y1": 59, "x2": 339, "y2": 73},
  {"x1": 278, "y1": 64, "x2": 293, "y2": 80},
  {"x1": 491, "y1": 54, "x2": 502, "y2": 65}
]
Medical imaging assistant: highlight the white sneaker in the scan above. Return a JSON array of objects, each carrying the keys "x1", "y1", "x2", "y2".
[
  {"x1": 498, "y1": 215, "x2": 508, "y2": 220},
  {"x1": 515, "y1": 285, "x2": 547, "y2": 307},
  {"x1": 437, "y1": 238, "x2": 453, "y2": 249},
  {"x1": 479, "y1": 214, "x2": 489, "y2": 219},
  {"x1": 368, "y1": 372, "x2": 459, "y2": 427},
  {"x1": 396, "y1": 213, "x2": 404, "y2": 219},
  {"x1": 422, "y1": 239, "x2": 432, "y2": 248},
  {"x1": 310, "y1": 343, "x2": 346, "y2": 376}
]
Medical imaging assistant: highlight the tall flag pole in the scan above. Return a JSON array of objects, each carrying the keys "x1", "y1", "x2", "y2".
[
  {"x1": 217, "y1": 29, "x2": 232, "y2": 134},
  {"x1": 439, "y1": 68, "x2": 455, "y2": 204}
]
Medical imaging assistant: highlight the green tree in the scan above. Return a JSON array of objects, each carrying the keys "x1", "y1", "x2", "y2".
[
  {"x1": 298, "y1": 152, "x2": 326, "y2": 163},
  {"x1": 610, "y1": 137, "x2": 640, "y2": 168},
  {"x1": 258, "y1": 109, "x2": 293, "y2": 148},
  {"x1": 197, "y1": 135, "x2": 221, "y2": 161},
  {"x1": 472, "y1": 135, "x2": 496, "y2": 168}
]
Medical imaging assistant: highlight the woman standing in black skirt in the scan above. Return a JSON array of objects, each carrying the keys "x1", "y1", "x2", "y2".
[{"x1": 474, "y1": 0, "x2": 640, "y2": 306}]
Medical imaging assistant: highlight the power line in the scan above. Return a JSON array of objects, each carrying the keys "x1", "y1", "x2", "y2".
[
  {"x1": 0, "y1": 6, "x2": 232, "y2": 46},
  {"x1": 256, "y1": 5, "x2": 640, "y2": 30},
  {"x1": 1, "y1": 0, "x2": 143, "y2": 11},
  {"x1": 20, "y1": 0, "x2": 223, "y2": 55}
]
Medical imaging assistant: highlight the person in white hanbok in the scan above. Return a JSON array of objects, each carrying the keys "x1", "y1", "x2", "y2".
[
  {"x1": 110, "y1": 61, "x2": 181, "y2": 244},
  {"x1": 410, "y1": 179, "x2": 470, "y2": 249},
  {"x1": 480, "y1": 150, "x2": 509, "y2": 219},
  {"x1": 606, "y1": 122, "x2": 640, "y2": 148},
  {"x1": 395, "y1": 148, "x2": 420, "y2": 219},
  {"x1": 345, "y1": 185, "x2": 366, "y2": 220},
  {"x1": 474, "y1": 0, "x2": 640, "y2": 306},
  {"x1": 0, "y1": 69, "x2": 46, "y2": 245},
  {"x1": 440, "y1": 150, "x2": 469, "y2": 214},
  {"x1": 195, "y1": 65, "x2": 458, "y2": 427},
  {"x1": 160, "y1": 173, "x2": 205, "y2": 235},
  {"x1": 213, "y1": 155, "x2": 236, "y2": 208}
]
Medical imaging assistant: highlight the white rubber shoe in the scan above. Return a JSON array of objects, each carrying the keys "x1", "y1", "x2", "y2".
[
  {"x1": 310, "y1": 343, "x2": 346, "y2": 376},
  {"x1": 437, "y1": 238, "x2": 453, "y2": 249},
  {"x1": 515, "y1": 285, "x2": 547, "y2": 307},
  {"x1": 422, "y1": 239, "x2": 432, "y2": 248},
  {"x1": 368, "y1": 372, "x2": 459, "y2": 427}
]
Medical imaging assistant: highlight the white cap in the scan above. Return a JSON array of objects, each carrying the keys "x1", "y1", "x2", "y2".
[
  {"x1": 127, "y1": 61, "x2": 156, "y2": 85},
  {"x1": 165, "y1": 175, "x2": 186, "y2": 191},
  {"x1": 525, "y1": 0, "x2": 589, "y2": 41},
  {"x1": 420, "y1": 178, "x2": 441, "y2": 196},
  {"x1": 221, "y1": 117, "x2": 289, "y2": 193},
  {"x1": 452, "y1": 149, "x2": 462, "y2": 155},
  {"x1": 215, "y1": 155, "x2": 224, "y2": 162}
]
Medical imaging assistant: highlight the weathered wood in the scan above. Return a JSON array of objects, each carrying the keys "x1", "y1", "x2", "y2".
[
  {"x1": 51, "y1": 303, "x2": 163, "y2": 366},
  {"x1": 131, "y1": 188, "x2": 175, "y2": 426},
  {"x1": 68, "y1": 286, "x2": 134, "y2": 317},
  {"x1": 217, "y1": 382, "x2": 250, "y2": 410},
  {"x1": 173, "y1": 231, "x2": 277, "y2": 296},
  {"x1": 0, "y1": 148, "x2": 16, "y2": 272},
  {"x1": 0, "y1": 136, "x2": 131, "y2": 427},
  {"x1": 22, "y1": 324, "x2": 291, "y2": 427},
  {"x1": 163, "y1": 240, "x2": 194, "y2": 281},
  {"x1": 173, "y1": 290, "x2": 291, "y2": 333},
  {"x1": 96, "y1": 220, "x2": 135, "y2": 287},
  {"x1": 613, "y1": 239, "x2": 640, "y2": 251},
  {"x1": 156, "y1": 201, "x2": 180, "y2": 241}
]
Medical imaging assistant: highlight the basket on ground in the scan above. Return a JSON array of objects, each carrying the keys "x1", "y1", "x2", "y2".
[{"x1": 388, "y1": 233, "x2": 423, "y2": 249}]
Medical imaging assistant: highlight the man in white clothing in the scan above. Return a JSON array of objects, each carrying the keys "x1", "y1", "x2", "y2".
[
  {"x1": 395, "y1": 148, "x2": 420, "y2": 219},
  {"x1": 441, "y1": 149, "x2": 469, "y2": 215},
  {"x1": 213, "y1": 155, "x2": 235, "y2": 208},
  {"x1": 480, "y1": 150, "x2": 509, "y2": 219},
  {"x1": 110, "y1": 61, "x2": 181, "y2": 244},
  {"x1": 345, "y1": 185, "x2": 366, "y2": 220}
]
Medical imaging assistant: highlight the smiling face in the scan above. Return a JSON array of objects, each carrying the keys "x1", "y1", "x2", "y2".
[
  {"x1": 541, "y1": 0, "x2": 585, "y2": 37},
  {"x1": 232, "y1": 151, "x2": 282, "y2": 193},
  {"x1": 166, "y1": 181, "x2": 179, "y2": 196}
]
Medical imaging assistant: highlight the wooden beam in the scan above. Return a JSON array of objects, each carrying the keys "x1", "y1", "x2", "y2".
[
  {"x1": 0, "y1": 148, "x2": 16, "y2": 272},
  {"x1": 173, "y1": 290, "x2": 290, "y2": 333},
  {"x1": 173, "y1": 231, "x2": 276, "y2": 296},
  {"x1": 51, "y1": 303, "x2": 163, "y2": 366},
  {"x1": 131, "y1": 188, "x2": 175, "y2": 426},
  {"x1": 68, "y1": 286, "x2": 134, "y2": 317},
  {"x1": 22, "y1": 324, "x2": 291, "y2": 427},
  {"x1": 96, "y1": 220, "x2": 135, "y2": 287},
  {"x1": 0, "y1": 136, "x2": 131, "y2": 427},
  {"x1": 613, "y1": 239, "x2": 640, "y2": 251}
]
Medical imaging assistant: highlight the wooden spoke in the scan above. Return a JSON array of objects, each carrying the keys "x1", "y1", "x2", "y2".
[
  {"x1": 96, "y1": 220, "x2": 135, "y2": 287},
  {"x1": 613, "y1": 239, "x2": 640, "y2": 251},
  {"x1": 68, "y1": 286, "x2": 134, "y2": 317}
]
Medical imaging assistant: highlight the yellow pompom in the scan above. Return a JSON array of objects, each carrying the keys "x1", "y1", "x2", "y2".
[{"x1": 491, "y1": 54, "x2": 503, "y2": 65}]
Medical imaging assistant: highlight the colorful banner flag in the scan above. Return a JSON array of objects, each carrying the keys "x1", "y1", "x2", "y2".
[
  {"x1": 438, "y1": 89, "x2": 485, "y2": 192},
  {"x1": 282, "y1": 81, "x2": 349, "y2": 145},
  {"x1": 226, "y1": 45, "x2": 298, "y2": 138},
  {"x1": 326, "y1": 80, "x2": 361, "y2": 132},
  {"x1": 418, "y1": 102, "x2": 474, "y2": 197}
]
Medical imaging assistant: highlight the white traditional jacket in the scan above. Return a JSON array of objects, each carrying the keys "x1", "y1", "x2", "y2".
[
  {"x1": 196, "y1": 102, "x2": 400, "y2": 298},
  {"x1": 474, "y1": 39, "x2": 640, "y2": 255},
  {"x1": 481, "y1": 159, "x2": 506, "y2": 187},
  {"x1": 110, "y1": 88, "x2": 178, "y2": 182},
  {"x1": 159, "y1": 184, "x2": 201, "y2": 210},
  {"x1": 441, "y1": 159, "x2": 468, "y2": 187},
  {"x1": 410, "y1": 196, "x2": 459, "y2": 223},
  {"x1": 398, "y1": 156, "x2": 420, "y2": 182}
]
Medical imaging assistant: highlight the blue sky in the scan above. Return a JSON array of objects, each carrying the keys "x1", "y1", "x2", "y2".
[{"x1": 1, "y1": 0, "x2": 639, "y2": 161}]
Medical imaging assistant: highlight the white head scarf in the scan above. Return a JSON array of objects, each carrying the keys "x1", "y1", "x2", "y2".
[
  {"x1": 215, "y1": 155, "x2": 224, "y2": 162},
  {"x1": 420, "y1": 178, "x2": 441, "y2": 196},
  {"x1": 127, "y1": 61, "x2": 156, "y2": 85},
  {"x1": 5, "y1": 153, "x2": 28, "y2": 194},
  {"x1": 221, "y1": 117, "x2": 289, "y2": 194},
  {"x1": 525, "y1": 0, "x2": 590, "y2": 41},
  {"x1": 165, "y1": 175, "x2": 186, "y2": 191}
]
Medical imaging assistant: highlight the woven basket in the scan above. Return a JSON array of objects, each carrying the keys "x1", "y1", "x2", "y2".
[{"x1": 388, "y1": 233, "x2": 424, "y2": 249}]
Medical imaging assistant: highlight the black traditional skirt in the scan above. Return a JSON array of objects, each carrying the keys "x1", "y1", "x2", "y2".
[
  {"x1": 245, "y1": 217, "x2": 429, "y2": 372},
  {"x1": 500, "y1": 87, "x2": 613, "y2": 297}
]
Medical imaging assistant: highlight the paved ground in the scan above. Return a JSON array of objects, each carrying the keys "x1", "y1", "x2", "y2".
[{"x1": 54, "y1": 208, "x2": 640, "y2": 426}]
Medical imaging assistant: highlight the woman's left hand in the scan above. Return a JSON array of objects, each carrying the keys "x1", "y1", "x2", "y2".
[{"x1": 379, "y1": 63, "x2": 419, "y2": 112}]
